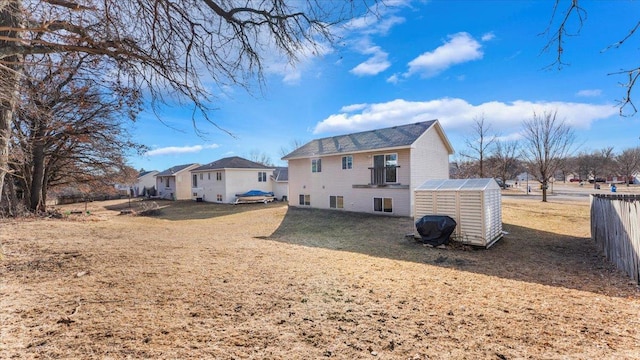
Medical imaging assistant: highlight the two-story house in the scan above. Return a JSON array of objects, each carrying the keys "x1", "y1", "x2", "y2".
[
  {"x1": 282, "y1": 120, "x2": 454, "y2": 217},
  {"x1": 190, "y1": 156, "x2": 279, "y2": 203},
  {"x1": 155, "y1": 163, "x2": 200, "y2": 200}
]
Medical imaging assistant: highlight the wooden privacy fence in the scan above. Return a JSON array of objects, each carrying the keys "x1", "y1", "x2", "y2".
[{"x1": 590, "y1": 194, "x2": 640, "y2": 283}]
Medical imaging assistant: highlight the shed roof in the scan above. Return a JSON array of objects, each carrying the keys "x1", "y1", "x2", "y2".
[
  {"x1": 192, "y1": 156, "x2": 273, "y2": 171},
  {"x1": 417, "y1": 178, "x2": 501, "y2": 191},
  {"x1": 282, "y1": 120, "x2": 446, "y2": 160}
]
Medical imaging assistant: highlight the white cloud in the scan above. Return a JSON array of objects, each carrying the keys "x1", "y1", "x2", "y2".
[
  {"x1": 264, "y1": 41, "x2": 333, "y2": 85},
  {"x1": 145, "y1": 144, "x2": 220, "y2": 156},
  {"x1": 350, "y1": 44, "x2": 391, "y2": 76},
  {"x1": 576, "y1": 89, "x2": 602, "y2": 97},
  {"x1": 405, "y1": 32, "x2": 483, "y2": 78},
  {"x1": 341, "y1": 103, "x2": 368, "y2": 112},
  {"x1": 386, "y1": 73, "x2": 400, "y2": 84},
  {"x1": 312, "y1": 98, "x2": 618, "y2": 134},
  {"x1": 344, "y1": 14, "x2": 406, "y2": 36},
  {"x1": 481, "y1": 32, "x2": 495, "y2": 42}
]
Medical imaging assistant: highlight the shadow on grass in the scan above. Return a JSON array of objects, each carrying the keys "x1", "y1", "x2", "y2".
[
  {"x1": 267, "y1": 206, "x2": 636, "y2": 297},
  {"x1": 104, "y1": 199, "x2": 287, "y2": 221}
]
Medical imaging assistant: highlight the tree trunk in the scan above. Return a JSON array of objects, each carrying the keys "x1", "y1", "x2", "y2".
[
  {"x1": 542, "y1": 180, "x2": 548, "y2": 202},
  {"x1": 1, "y1": 172, "x2": 18, "y2": 216},
  {"x1": 29, "y1": 131, "x2": 46, "y2": 212},
  {"x1": 0, "y1": 1, "x2": 22, "y2": 207},
  {"x1": 0, "y1": 108, "x2": 10, "y2": 206}
]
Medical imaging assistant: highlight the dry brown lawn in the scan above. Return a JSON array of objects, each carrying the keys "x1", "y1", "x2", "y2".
[{"x1": 1, "y1": 196, "x2": 639, "y2": 359}]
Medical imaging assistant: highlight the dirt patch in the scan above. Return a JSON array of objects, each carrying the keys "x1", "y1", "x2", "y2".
[{"x1": 1, "y1": 197, "x2": 639, "y2": 359}]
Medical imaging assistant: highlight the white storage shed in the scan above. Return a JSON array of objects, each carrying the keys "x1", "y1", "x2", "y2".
[{"x1": 414, "y1": 178, "x2": 503, "y2": 248}]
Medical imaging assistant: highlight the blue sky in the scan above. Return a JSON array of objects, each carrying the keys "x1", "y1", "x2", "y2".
[{"x1": 128, "y1": 0, "x2": 640, "y2": 172}]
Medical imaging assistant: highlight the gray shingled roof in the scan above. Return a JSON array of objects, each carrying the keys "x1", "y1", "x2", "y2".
[
  {"x1": 138, "y1": 170, "x2": 157, "y2": 177},
  {"x1": 272, "y1": 167, "x2": 288, "y2": 182},
  {"x1": 192, "y1": 156, "x2": 273, "y2": 171},
  {"x1": 156, "y1": 164, "x2": 197, "y2": 177},
  {"x1": 282, "y1": 120, "x2": 437, "y2": 160}
]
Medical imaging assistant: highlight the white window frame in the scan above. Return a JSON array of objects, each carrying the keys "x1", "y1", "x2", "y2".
[
  {"x1": 373, "y1": 197, "x2": 393, "y2": 213},
  {"x1": 342, "y1": 155, "x2": 353, "y2": 170},
  {"x1": 258, "y1": 171, "x2": 267, "y2": 182},
  {"x1": 299, "y1": 194, "x2": 310, "y2": 206},
  {"x1": 312, "y1": 159, "x2": 322, "y2": 173},
  {"x1": 329, "y1": 195, "x2": 344, "y2": 209}
]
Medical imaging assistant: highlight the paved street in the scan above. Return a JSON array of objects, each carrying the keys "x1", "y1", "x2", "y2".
[{"x1": 504, "y1": 181, "x2": 640, "y2": 202}]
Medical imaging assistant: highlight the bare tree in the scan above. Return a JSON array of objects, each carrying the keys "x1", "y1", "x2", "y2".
[
  {"x1": 247, "y1": 149, "x2": 273, "y2": 166},
  {"x1": 615, "y1": 147, "x2": 640, "y2": 186},
  {"x1": 10, "y1": 53, "x2": 142, "y2": 212},
  {"x1": 488, "y1": 140, "x2": 520, "y2": 185},
  {"x1": 460, "y1": 115, "x2": 496, "y2": 178},
  {"x1": 577, "y1": 148, "x2": 615, "y2": 189},
  {"x1": 521, "y1": 111, "x2": 576, "y2": 202},
  {"x1": 0, "y1": 0, "x2": 375, "y2": 205},
  {"x1": 279, "y1": 139, "x2": 306, "y2": 158},
  {"x1": 449, "y1": 157, "x2": 478, "y2": 180},
  {"x1": 543, "y1": 1, "x2": 640, "y2": 115}
]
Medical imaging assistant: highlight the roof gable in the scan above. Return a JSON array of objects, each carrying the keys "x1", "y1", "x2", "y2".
[
  {"x1": 282, "y1": 120, "x2": 437, "y2": 160},
  {"x1": 156, "y1": 164, "x2": 198, "y2": 177},
  {"x1": 192, "y1": 156, "x2": 273, "y2": 171}
]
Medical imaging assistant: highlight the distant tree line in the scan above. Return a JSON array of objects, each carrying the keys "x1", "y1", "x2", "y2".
[{"x1": 453, "y1": 111, "x2": 640, "y2": 202}]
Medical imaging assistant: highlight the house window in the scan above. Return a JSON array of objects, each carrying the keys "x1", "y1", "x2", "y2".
[
  {"x1": 342, "y1": 155, "x2": 353, "y2": 170},
  {"x1": 165, "y1": 177, "x2": 170, "y2": 188},
  {"x1": 193, "y1": 192, "x2": 198, "y2": 197},
  {"x1": 192, "y1": 174, "x2": 198, "y2": 187},
  {"x1": 216, "y1": 172, "x2": 222, "y2": 181},
  {"x1": 312, "y1": 159, "x2": 322, "y2": 173},
  {"x1": 373, "y1": 197, "x2": 393, "y2": 213},
  {"x1": 258, "y1": 171, "x2": 267, "y2": 182},
  {"x1": 208, "y1": 173, "x2": 211, "y2": 180},
  {"x1": 329, "y1": 195, "x2": 344, "y2": 209},
  {"x1": 372, "y1": 153, "x2": 398, "y2": 184},
  {"x1": 299, "y1": 194, "x2": 310, "y2": 206},
  {"x1": 216, "y1": 194, "x2": 223, "y2": 202},
  {"x1": 199, "y1": 173, "x2": 203, "y2": 180}
]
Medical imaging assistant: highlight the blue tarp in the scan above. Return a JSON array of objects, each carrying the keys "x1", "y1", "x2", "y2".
[{"x1": 237, "y1": 190, "x2": 274, "y2": 197}]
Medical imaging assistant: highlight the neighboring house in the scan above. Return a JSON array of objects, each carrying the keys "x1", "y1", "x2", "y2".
[
  {"x1": 271, "y1": 167, "x2": 289, "y2": 201},
  {"x1": 155, "y1": 163, "x2": 200, "y2": 200},
  {"x1": 190, "y1": 156, "x2": 278, "y2": 203},
  {"x1": 282, "y1": 120, "x2": 454, "y2": 217},
  {"x1": 133, "y1": 170, "x2": 159, "y2": 196}
]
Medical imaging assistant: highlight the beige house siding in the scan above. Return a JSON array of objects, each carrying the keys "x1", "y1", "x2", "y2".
[
  {"x1": 288, "y1": 149, "x2": 413, "y2": 216},
  {"x1": 174, "y1": 172, "x2": 192, "y2": 200},
  {"x1": 156, "y1": 176, "x2": 175, "y2": 199},
  {"x1": 156, "y1": 164, "x2": 200, "y2": 200},
  {"x1": 191, "y1": 171, "x2": 227, "y2": 202},
  {"x1": 285, "y1": 120, "x2": 453, "y2": 217},
  {"x1": 193, "y1": 169, "x2": 274, "y2": 203},
  {"x1": 134, "y1": 172, "x2": 158, "y2": 195},
  {"x1": 272, "y1": 181, "x2": 288, "y2": 201},
  {"x1": 408, "y1": 127, "x2": 452, "y2": 215}
]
